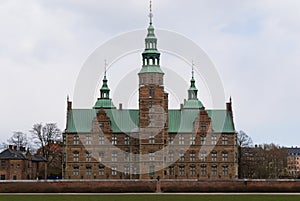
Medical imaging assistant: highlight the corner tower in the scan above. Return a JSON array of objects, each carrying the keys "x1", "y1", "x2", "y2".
[{"x1": 138, "y1": 1, "x2": 169, "y2": 179}]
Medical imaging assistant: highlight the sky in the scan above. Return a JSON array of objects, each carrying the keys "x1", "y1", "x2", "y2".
[{"x1": 0, "y1": 0, "x2": 300, "y2": 147}]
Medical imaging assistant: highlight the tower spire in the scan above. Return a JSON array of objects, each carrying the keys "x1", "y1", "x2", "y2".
[
  {"x1": 93, "y1": 61, "x2": 116, "y2": 109},
  {"x1": 183, "y1": 62, "x2": 204, "y2": 109},
  {"x1": 149, "y1": 0, "x2": 153, "y2": 24},
  {"x1": 104, "y1": 59, "x2": 108, "y2": 77},
  {"x1": 192, "y1": 60, "x2": 195, "y2": 78}
]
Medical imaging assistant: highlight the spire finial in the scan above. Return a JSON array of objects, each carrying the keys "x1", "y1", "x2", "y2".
[
  {"x1": 149, "y1": 0, "x2": 153, "y2": 24},
  {"x1": 192, "y1": 60, "x2": 195, "y2": 78},
  {"x1": 104, "y1": 59, "x2": 108, "y2": 76}
]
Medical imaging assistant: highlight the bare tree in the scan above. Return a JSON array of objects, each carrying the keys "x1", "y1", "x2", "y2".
[
  {"x1": 1, "y1": 131, "x2": 31, "y2": 151},
  {"x1": 237, "y1": 130, "x2": 253, "y2": 178},
  {"x1": 237, "y1": 130, "x2": 253, "y2": 147},
  {"x1": 30, "y1": 123, "x2": 61, "y2": 160}
]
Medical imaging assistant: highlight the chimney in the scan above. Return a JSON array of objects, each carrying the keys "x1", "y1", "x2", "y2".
[
  {"x1": 67, "y1": 101, "x2": 72, "y2": 111},
  {"x1": 13, "y1": 146, "x2": 17, "y2": 150},
  {"x1": 67, "y1": 95, "x2": 72, "y2": 111},
  {"x1": 20, "y1": 146, "x2": 26, "y2": 152},
  {"x1": 119, "y1": 103, "x2": 123, "y2": 110},
  {"x1": 180, "y1": 104, "x2": 183, "y2": 110},
  {"x1": 226, "y1": 97, "x2": 232, "y2": 112},
  {"x1": 9, "y1": 145, "x2": 13, "y2": 150}
]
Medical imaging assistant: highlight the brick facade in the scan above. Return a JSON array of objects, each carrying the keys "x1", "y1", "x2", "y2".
[{"x1": 62, "y1": 16, "x2": 238, "y2": 180}]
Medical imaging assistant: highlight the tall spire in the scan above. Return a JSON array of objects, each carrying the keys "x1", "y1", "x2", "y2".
[
  {"x1": 139, "y1": 0, "x2": 164, "y2": 78},
  {"x1": 93, "y1": 61, "x2": 116, "y2": 109},
  {"x1": 183, "y1": 61, "x2": 203, "y2": 109}
]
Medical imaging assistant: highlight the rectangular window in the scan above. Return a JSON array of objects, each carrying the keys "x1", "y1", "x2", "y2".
[
  {"x1": 179, "y1": 135, "x2": 185, "y2": 145},
  {"x1": 190, "y1": 166, "x2": 196, "y2": 176},
  {"x1": 190, "y1": 152, "x2": 196, "y2": 161},
  {"x1": 168, "y1": 151, "x2": 174, "y2": 162},
  {"x1": 222, "y1": 136, "x2": 228, "y2": 145},
  {"x1": 201, "y1": 122, "x2": 206, "y2": 131},
  {"x1": 112, "y1": 135, "x2": 117, "y2": 145},
  {"x1": 124, "y1": 166, "x2": 130, "y2": 175},
  {"x1": 168, "y1": 135, "x2": 174, "y2": 144},
  {"x1": 99, "y1": 123, "x2": 104, "y2": 131},
  {"x1": 99, "y1": 152, "x2": 104, "y2": 162},
  {"x1": 124, "y1": 136, "x2": 130, "y2": 145},
  {"x1": 149, "y1": 133, "x2": 155, "y2": 144},
  {"x1": 212, "y1": 166, "x2": 217, "y2": 176},
  {"x1": 149, "y1": 152, "x2": 155, "y2": 161},
  {"x1": 99, "y1": 134, "x2": 105, "y2": 145},
  {"x1": 149, "y1": 116, "x2": 155, "y2": 127},
  {"x1": 86, "y1": 135, "x2": 92, "y2": 145},
  {"x1": 132, "y1": 166, "x2": 138, "y2": 175},
  {"x1": 149, "y1": 165, "x2": 155, "y2": 176},
  {"x1": 200, "y1": 136, "x2": 206, "y2": 145},
  {"x1": 222, "y1": 152, "x2": 228, "y2": 162},
  {"x1": 222, "y1": 166, "x2": 228, "y2": 176},
  {"x1": 179, "y1": 152, "x2": 185, "y2": 161},
  {"x1": 73, "y1": 167, "x2": 79, "y2": 176},
  {"x1": 124, "y1": 152, "x2": 130, "y2": 161},
  {"x1": 149, "y1": 88, "x2": 155, "y2": 98},
  {"x1": 179, "y1": 166, "x2": 185, "y2": 176},
  {"x1": 73, "y1": 152, "x2": 79, "y2": 162},
  {"x1": 190, "y1": 134, "x2": 196, "y2": 145},
  {"x1": 112, "y1": 152, "x2": 117, "y2": 162},
  {"x1": 112, "y1": 166, "x2": 117, "y2": 176},
  {"x1": 200, "y1": 165, "x2": 206, "y2": 176},
  {"x1": 211, "y1": 135, "x2": 217, "y2": 145},
  {"x1": 169, "y1": 166, "x2": 174, "y2": 176},
  {"x1": 73, "y1": 135, "x2": 79, "y2": 145},
  {"x1": 86, "y1": 152, "x2": 92, "y2": 162},
  {"x1": 200, "y1": 151, "x2": 206, "y2": 161},
  {"x1": 211, "y1": 151, "x2": 217, "y2": 162},
  {"x1": 86, "y1": 167, "x2": 92, "y2": 176},
  {"x1": 133, "y1": 153, "x2": 138, "y2": 162},
  {"x1": 99, "y1": 166, "x2": 104, "y2": 175},
  {"x1": 0, "y1": 161, "x2": 5, "y2": 169}
]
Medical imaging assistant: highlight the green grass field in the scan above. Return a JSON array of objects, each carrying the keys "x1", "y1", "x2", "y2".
[{"x1": 0, "y1": 195, "x2": 300, "y2": 201}]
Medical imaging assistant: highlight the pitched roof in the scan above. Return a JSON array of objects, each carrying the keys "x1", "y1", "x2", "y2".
[
  {"x1": 66, "y1": 108, "x2": 235, "y2": 134},
  {"x1": 0, "y1": 149, "x2": 27, "y2": 160}
]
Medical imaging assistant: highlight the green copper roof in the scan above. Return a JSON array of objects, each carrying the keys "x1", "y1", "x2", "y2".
[
  {"x1": 65, "y1": 109, "x2": 234, "y2": 134},
  {"x1": 168, "y1": 109, "x2": 235, "y2": 133},
  {"x1": 139, "y1": 66, "x2": 164, "y2": 74},
  {"x1": 93, "y1": 99, "x2": 116, "y2": 109},
  {"x1": 66, "y1": 109, "x2": 138, "y2": 133},
  {"x1": 183, "y1": 99, "x2": 204, "y2": 109}
]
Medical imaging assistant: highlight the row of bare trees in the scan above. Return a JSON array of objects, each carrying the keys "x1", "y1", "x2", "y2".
[{"x1": 237, "y1": 131, "x2": 288, "y2": 179}]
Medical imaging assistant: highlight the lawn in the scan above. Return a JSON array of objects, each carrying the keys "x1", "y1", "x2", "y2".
[{"x1": 0, "y1": 194, "x2": 300, "y2": 201}]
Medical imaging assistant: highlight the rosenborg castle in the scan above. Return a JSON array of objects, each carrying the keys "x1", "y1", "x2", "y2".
[{"x1": 62, "y1": 8, "x2": 238, "y2": 180}]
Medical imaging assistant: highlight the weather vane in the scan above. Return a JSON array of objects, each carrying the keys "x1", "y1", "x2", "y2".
[
  {"x1": 104, "y1": 59, "x2": 108, "y2": 76},
  {"x1": 149, "y1": 0, "x2": 153, "y2": 23},
  {"x1": 192, "y1": 60, "x2": 195, "y2": 78}
]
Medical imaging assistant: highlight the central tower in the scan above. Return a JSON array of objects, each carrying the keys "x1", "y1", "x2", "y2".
[{"x1": 138, "y1": 1, "x2": 169, "y2": 179}]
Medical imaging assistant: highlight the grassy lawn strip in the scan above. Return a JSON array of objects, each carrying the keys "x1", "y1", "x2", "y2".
[{"x1": 0, "y1": 195, "x2": 300, "y2": 201}]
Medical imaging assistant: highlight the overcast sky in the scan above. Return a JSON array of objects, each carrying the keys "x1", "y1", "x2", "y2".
[{"x1": 0, "y1": 0, "x2": 300, "y2": 147}]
